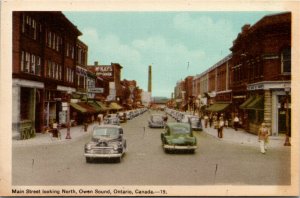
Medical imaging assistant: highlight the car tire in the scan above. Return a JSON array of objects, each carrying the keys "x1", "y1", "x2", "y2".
[{"x1": 86, "y1": 157, "x2": 92, "y2": 163}]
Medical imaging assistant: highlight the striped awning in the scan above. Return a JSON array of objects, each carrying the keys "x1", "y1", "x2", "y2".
[{"x1": 95, "y1": 101, "x2": 109, "y2": 111}]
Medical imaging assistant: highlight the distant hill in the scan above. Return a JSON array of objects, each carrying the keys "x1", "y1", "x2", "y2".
[{"x1": 152, "y1": 96, "x2": 169, "y2": 104}]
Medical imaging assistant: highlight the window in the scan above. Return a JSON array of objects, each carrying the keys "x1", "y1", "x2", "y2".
[
  {"x1": 281, "y1": 47, "x2": 291, "y2": 73},
  {"x1": 20, "y1": 51, "x2": 41, "y2": 76},
  {"x1": 22, "y1": 14, "x2": 39, "y2": 40}
]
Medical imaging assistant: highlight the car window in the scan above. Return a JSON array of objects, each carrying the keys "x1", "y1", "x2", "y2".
[
  {"x1": 171, "y1": 126, "x2": 190, "y2": 134},
  {"x1": 152, "y1": 115, "x2": 163, "y2": 122},
  {"x1": 93, "y1": 128, "x2": 119, "y2": 138}
]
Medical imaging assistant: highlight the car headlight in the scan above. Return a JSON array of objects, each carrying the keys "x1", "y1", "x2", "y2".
[{"x1": 85, "y1": 144, "x2": 92, "y2": 150}]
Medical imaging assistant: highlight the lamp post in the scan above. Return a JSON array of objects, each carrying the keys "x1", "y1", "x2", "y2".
[
  {"x1": 65, "y1": 91, "x2": 72, "y2": 139},
  {"x1": 284, "y1": 86, "x2": 291, "y2": 146}
]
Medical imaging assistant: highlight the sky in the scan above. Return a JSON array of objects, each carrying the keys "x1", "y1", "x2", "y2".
[{"x1": 64, "y1": 11, "x2": 278, "y2": 98}]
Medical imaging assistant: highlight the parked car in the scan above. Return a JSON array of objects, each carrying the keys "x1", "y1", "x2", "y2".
[
  {"x1": 84, "y1": 125, "x2": 126, "y2": 163},
  {"x1": 181, "y1": 115, "x2": 203, "y2": 131},
  {"x1": 148, "y1": 114, "x2": 164, "y2": 128},
  {"x1": 161, "y1": 122, "x2": 197, "y2": 153},
  {"x1": 104, "y1": 114, "x2": 120, "y2": 125},
  {"x1": 118, "y1": 112, "x2": 127, "y2": 123}
]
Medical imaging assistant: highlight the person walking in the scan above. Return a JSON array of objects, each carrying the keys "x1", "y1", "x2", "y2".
[
  {"x1": 209, "y1": 113, "x2": 213, "y2": 128},
  {"x1": 233, "y1": 114, "x2": 239, "y2": 131},
  {"x1": 218, "y1": 117, "x2": 225, "y2": 138},
  {"x1": 204, "y1": 114, "x2": 209, "y2": 128},
  {"x1": 258, "y1": 122, "x2": 270, "y2": 154}
]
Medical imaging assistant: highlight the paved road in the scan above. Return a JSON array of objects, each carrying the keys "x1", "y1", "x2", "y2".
[{"x1": 12, "y1": 110, "x2": 291, "y2": 186}]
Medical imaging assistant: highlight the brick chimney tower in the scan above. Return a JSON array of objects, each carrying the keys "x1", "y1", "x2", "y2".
[{"x1": 148, "y1": 65, "x2": 152, "y2": 92}]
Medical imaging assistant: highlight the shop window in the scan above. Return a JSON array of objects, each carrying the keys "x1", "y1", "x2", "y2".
[{"x1": 281, "y1": 47, "x2": 291, "y2": 73}]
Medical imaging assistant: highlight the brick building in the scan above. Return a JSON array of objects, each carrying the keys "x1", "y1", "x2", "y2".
[
  {"x1": 230, "y1": 12, "x2": 291, "y2": 135},
  {"x1": 12, "y1": 11, "x2": 82, "y2": 136}
]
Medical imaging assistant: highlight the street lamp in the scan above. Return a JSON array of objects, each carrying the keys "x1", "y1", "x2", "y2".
[{"x1": 284, "y1": 86, "x2": 291, "y2": 146}]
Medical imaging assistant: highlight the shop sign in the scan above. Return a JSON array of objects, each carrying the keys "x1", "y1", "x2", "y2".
[
  {"x1": 88, "y1": 88, "x2": 104, "y2": 93},
  {"x1": 95, "y1": 66, "x2": 113, "y2": 77},
  {"x1": 76, "y1": 66, "x2": 87, "y2": 77},
  {"x1": 248, "y1": 84, "x2": 264, "y2": 90}
]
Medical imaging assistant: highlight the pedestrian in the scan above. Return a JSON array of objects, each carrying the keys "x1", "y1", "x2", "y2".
[
  {"x1": 98, "y1": 113, "x2": 103, "y2": 125},
  {"x1": 204, "y1": 114, "x2": 209, "y2": 128},
  {"x1": 224, "y1": 119, "x2": 228, "y2": 128},
  {"x1": 209, "y1": 113, "x2": 213, "y2": 128},
  {"x1": 213, "y1": 114, "x2": 218, "y2": 129},
  {"x1": 218, "y1": 117, "x2": 225, "y2": 138},
  {"x1": 258, "y1": 122, "x2": 270, "y2": 154},
  {"x1": 163, "y1": 113, "x2": 168, "y2": 128},
  {"x1": 233, "y1": 114, "x2": 239, "y2": 131}
]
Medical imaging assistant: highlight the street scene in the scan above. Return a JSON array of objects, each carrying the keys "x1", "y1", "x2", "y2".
[
  {"x1": 13, "y1": 110, "x2": 290, "y2": 186},
  {"x1": 8, "y1": 8, "x2": 295, "y2": 196}
]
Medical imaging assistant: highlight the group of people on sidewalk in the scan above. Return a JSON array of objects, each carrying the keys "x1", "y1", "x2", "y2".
[
  {"x1": 203, "y1": 113, "x2": 228, "y2": 139},
  {"x1": 203, "y1": 112, "x2": 271, "y2": 154}
]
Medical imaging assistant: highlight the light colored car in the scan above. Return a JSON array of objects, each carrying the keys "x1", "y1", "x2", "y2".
[
  {"x1": 84, "y1": 125, "x2": 126, "y2": 163},
  {"x1": 148, "y1": 114, "x2": 164, "y2": 128},
  {"x1": 181, "y1": 115, "x2": 202, "y2": 131},
  {"x1": 161, "y1": 122, "x2": 197, "y2": 153}
]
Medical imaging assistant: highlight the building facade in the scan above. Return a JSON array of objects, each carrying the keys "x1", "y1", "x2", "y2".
[
  {"x1": 12, "y1": 11, "x2": 82, "y2": 136},
  {"x1": 230, "y1": 12, "x2": 291, "y2": 135}
]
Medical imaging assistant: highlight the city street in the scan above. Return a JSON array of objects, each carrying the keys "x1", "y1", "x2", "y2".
[{"x1": 12, "y1": 110, "x2": 291, "y2": 186}]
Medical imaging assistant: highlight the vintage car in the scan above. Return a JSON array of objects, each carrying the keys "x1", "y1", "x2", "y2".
[
  {"x1": 181, "y1": 115, "x2": 203, "y2": 131},
  {"x1": 161, "y1": 122, "x2": 197, "y2": 153},
  {"x1": 118, "y1": 112, "x2": 127, "y2": 123},
  {"x1": 104, "y1": 115, "x2": 120, "y2": 125},
  {"x1": 84, "y1": 125, "x2": 126, "y2": 163},
  {"x1": 148, "y1": 114, "x2": 164, "y2": 128}
]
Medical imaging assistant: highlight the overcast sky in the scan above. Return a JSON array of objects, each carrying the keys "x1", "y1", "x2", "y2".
[{"x1": 64, "y1": 11, "x2": 277, "y2": 97}]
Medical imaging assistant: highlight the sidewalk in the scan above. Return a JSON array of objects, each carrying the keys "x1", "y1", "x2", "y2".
[
  {"x1": 12, "y1": 122, "x2": 98, "y2": 146},
  {"x1": 201, "y1": 120, "x2": 286, "y2": 148}
]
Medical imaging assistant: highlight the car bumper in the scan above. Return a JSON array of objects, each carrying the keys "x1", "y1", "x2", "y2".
[
  {"x1": 84, "y1": 153, "x2": 122, "y2": 158},
  {"x1": 149, "y1": 123, "x2": 164, "y2": 128},
  {"x1": 163, "y1": 144, "x2": 197, "y2": 150},
  {"x1": 192, "y1": 127, "x2": 202, "y2": 131}
]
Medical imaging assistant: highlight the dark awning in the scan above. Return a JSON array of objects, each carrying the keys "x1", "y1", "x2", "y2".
[
  {"x1": 206, "y1": 103, "x2": 230, "y2": 112},
  {"x1": 244, "y1": 96, "x2": 264, "y2": 110},
  {"x1": 240, "y1": 96, "x2": 255, "y2": 109}
]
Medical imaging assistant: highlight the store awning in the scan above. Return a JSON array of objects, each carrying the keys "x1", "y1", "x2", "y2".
[
  {"x1": 95, "y1": 101, "x2": 109, "y2": 111},
  {"x1": 244, "y1": 96, "x2": 264, "y2": 110},
  {"x1": 70, "y1": 103, "x2": 87, "y2": 113},
  {"x1": 206, "y1": 103, "x2": 231, "y2": 112},
  {"x1": 77, "y1": 102, "x2": 98, "y2": 114},
  {"x1": 87, "y1": 101, "x2": 102, "y2": 112},
  {"x1": 239, "y1": 96, "x2": 255, "y2": 109},
  {"x1": 109, "y1": 102, "x2": 123, "y2": 110}
]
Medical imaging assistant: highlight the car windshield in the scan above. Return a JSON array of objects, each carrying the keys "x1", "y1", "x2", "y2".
[
  {"x1": 152, "y1": 115, "x2": 163, "y2": 122},
  {"x1": 171, "y1": 126, "x2": 190, "y2": 134},
  {"x1": 93, "y1": 128, "x2": 119, "y2": 138},
  {"x1": 190, "y1": 117, "x2": 199, "y2": 122}
]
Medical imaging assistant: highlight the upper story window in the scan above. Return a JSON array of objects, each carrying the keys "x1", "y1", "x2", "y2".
[
  {"x1": 20, "y1": 50, "x2": 41, "y2": 76},
  {"x1": 281, "y1": 47, "x2": 291, "y2": 73},
  {"x1": 45, "y1": 59, "x2": 62, "y2": 80},
  {"x1": 22, "y1": 14, "x2": 42, "y2": 41},
  {"x1": 46, "y1": 31, "x2": 62, "y2": 52},
  {"x1": 66, "y1": 42, "x2": 75, "y2": 59}
]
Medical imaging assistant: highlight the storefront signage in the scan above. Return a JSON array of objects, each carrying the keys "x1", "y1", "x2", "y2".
[
  {"x1": 95, "y1": 66, "x2": 113, "y2": 77},
  {"x1": 247, "y1": 84, "x2": 264, "y2": 90},
  {"x1": 88, "y1": 87, "x2": 104, "y2": 93}
]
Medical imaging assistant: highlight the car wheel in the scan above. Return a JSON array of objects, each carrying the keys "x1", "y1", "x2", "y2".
[{"x1": 86, "y1": 157, "x2": 92, "y2": 163}]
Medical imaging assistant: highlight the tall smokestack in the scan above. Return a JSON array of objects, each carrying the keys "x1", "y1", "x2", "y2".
[{"x1": 148, "y1": 65, "x2": 152, "y2": 92}]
